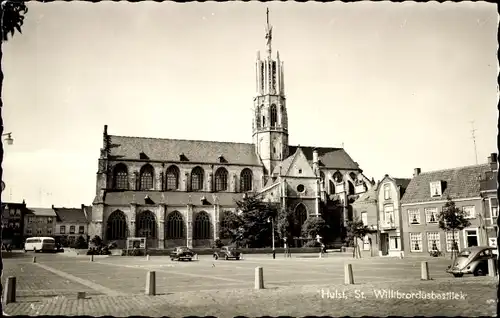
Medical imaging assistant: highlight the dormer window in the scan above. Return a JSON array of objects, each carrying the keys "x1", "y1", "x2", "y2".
[
  {"x1": 179, "y1": 153, "x2": 188, "y2": 161},
  {"x1": 430, "y1": 181, "x2": 442, "y2": 197},
  {"x1": 139, "y1": 152, "x2": 149, "y2": 160},
  {"x1": 298, "y1": 169, "x2": 302, "y2": 174},
  {"x1": 218, "y1": 155, "x2": 227, "y2": 163}
]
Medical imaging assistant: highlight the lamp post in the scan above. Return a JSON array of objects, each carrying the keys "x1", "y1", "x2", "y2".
[
  {"x1": 2, "y1": 133, "x2": 13, "y2": 145},
  {"x1": 268, "y1": 216, "x2": 275, "y2": 251}
]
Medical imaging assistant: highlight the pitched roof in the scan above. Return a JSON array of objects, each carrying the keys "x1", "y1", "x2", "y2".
[
  {"x1": 103, "y1": 191, "x2": 245, "y2": 207},
  {"x1": 353, "y1": 182, "x2": 379, "y2": 204},
  {"x1": 26, "y1": 207, "x2": 57, "y2": 217},
  {"x1": 401, "y1": 164, "x2": 490, "y2": 204},
  {"x1": 53, "y1": 207, "x2": 89, "y2": 223},
  {"x1": 394, "y1": 178, "x2": 411, "y2": 190},
  {"x1": 288, "y1": 146, "x2": 359, "y2": 170},
  {"x1": 108, "y1": 135, "x2": 262, "y2": 166}
]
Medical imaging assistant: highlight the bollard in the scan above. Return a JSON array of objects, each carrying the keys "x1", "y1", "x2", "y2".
[
  {"x1": 488, "y1": 259, "x2": 497, "y2": 277},
  {"x1": 194, "y1": 254, "x2": 198, "y2": 261},
  {"x1": 344, "y1": 264, "x2": 354, "y2": 285},
  {"x1": 399, "y1": 252, "x2": 403, "y2": 259},
  {"x1": 146, "y1": 254, "x2": 150, "y2": 261},
  {"x1": 319, "y1": 252, "x2": 322, "y2": 259},
  {"x1": 32, "y1": 257, "x2": 36, "y2": 263},
  {"x1": 3, "y1": 276, "x2": 16, "y2": 304},
  {"x1": 240, "y1": 253, "x2": 244, "y2": 260},
  {"x1": 145, "y1": 271, "x2": 156, "y2": 296},
  {"x1": 254, "y1": 267, "x2": 264, "y2": 289},
  {"x1": 90, "y1": 254, "x2": 94, "y2": 262},
  {"x1": 77, "y1": 292, "x2": 86, "y2": 299},
  {"x1": 421, "y1": 261, "x2": 430, "y2": 280}
]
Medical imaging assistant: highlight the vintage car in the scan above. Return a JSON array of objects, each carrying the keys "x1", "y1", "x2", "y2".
[
  {"x1": 446, "y1": 246, "x2": 497, "y2": 277},
  {"x1": 170, "y1": 246, "x2": 195, "y2": 261},
  {"x1": 213, "y1": 246, "x2": 241, "y2": 260}
]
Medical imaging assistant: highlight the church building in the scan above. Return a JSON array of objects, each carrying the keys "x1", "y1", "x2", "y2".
[{"x1": 89, "y1": 10, "x2": 374, "y2": 249}]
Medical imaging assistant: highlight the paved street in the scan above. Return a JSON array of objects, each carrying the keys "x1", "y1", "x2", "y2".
[{"x1": 2, "y1": 252, "x2": 497, "y2": 316}]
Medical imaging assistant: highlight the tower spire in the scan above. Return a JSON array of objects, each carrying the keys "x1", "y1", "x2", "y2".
[{"x1": 265, "y1": 8, "x2": 272, "y2": 57}]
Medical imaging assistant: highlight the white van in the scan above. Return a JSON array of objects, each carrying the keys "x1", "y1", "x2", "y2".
[{"x1": 24, "y1": 237, "x2": 56, "y2": 253}]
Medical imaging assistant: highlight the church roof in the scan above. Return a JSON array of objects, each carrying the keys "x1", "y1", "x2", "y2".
[
  {"x1": 103, "y1": 191, "x2": 245, "y2": 207},
  {"x1": 288, "y1": 146, "x2": 359, "y2": 170},
  {"x1": 353, "y1": 182, "x2": 379, "y2": 204},
  {"x1": 401, "y1": 164, "x2": 490, "y2": 204},
  {"x1": 108, "y1": 135, "x2": 262, "y2": 166}
]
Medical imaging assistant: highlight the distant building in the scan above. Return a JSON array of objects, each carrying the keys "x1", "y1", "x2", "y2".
[
  {"x1": 479, "y1": 153, "x2": 498, "y2": 247},
  {"x1": 1, "y1": 201, "x2": 29, "y2": 248},
  {"x1": 53, "y1": 204, "x2": 91, "y2": 246},
  {"x1": 401, "y1": 158, "x2": 492, "y2": 255},
  {"x1": 24, "y1": 208, "x2": 57, "y2": 238},
  {"x1": 352, "y1": 175, "x2": 411, "y2": 257}
]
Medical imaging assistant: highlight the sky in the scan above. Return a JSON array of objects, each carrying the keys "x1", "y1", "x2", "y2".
[{"x1": 1, "y1": 2, "x2": 498, "y2": 208}]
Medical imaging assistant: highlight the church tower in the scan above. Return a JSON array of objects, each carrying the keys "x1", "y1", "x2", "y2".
[{"x1": 253, "y1": 8, "x2": 289, "y2": 177}]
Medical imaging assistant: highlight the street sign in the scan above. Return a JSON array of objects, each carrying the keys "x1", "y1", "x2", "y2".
[{"x1": 1, "y1": 181, "x2": 5, "y2": 192}]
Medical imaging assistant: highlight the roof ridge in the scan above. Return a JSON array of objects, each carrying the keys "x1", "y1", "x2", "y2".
[
  {"x1": 110, "y1": 134, "x2": 253, "y2": 146},
  {"x1": 418, "y1": 163, "x2": 489, "y2": 175},
  {"x1": 289, "y1": 144, "x2": 342, "y2": 150}
]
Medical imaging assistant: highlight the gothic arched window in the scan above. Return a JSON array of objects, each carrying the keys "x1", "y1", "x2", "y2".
[
  {"x1": 293, "y1": 204, "x2": 308, "y2": 238},
  {"x1": 136, "y1": 211, "x2": 157, "y2": 239},
  {"x1": 349, "y1": 172, "x2": 357, "y2": 181},
  {"x1": 139, "y1": 164, "x2": 154, "y2": 190},
  {"x1": 106, "y1": 210, "x2": 128, "y2": 240},
  {"x1": 215, "y1": 167, "x2": 228, "y2": 192},
  {"x1": 329, "y1": 180, "x2": 335, "y2": 194},
  {"x1": 166, "y1": 165, "x2": 180, "y2": 190},
  {"x1": 113, "y1": 164, "x2": 129, "y2": 190},
  {"x1": 193, "y1": 211, "x2": 211, "y2": 240},
  {"x1": 165, "y1": 211, "x2": 184, "y2": 239},
  {"x1": 270, "y1": 104, "x2": 277, "y2": 127},
  {"x1": 333, "y1": 171, "x2": 343, "y2": 183},
  {"x1": 191, "y1": 166, "x2": 204, "y2": 191},
  {"x1": 240, "y1": 169, "x2": 253, "y2": 192}
]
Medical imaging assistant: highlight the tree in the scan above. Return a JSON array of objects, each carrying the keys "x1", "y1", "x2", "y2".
[
  {"x1": 301, "y1": 215, "x2": 328, "y2": 240},
  {"x1": 437, "y1": 197, "x2": 471, "y2": 261},
  {"x1": 218, "y1": 211, "x2": 243, "y2": 241},
  {"x1": 230, "y1": 195, "x2": 278, "y2": 248},
  {"x1": 345, "y1": 217, "x2": 372, "y2": 259},
  {"x1": 1, "y1": 1, "x2": 28, "y2": 314},
  {"x1": 276, "y1": 207, "x2": 294, "y2": 241}
]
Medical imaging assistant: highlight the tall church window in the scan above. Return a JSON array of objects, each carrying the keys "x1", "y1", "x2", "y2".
[
  {"x1": 293, "y1": 204, "x2": 308, "y2": 238},
  {"x1": 193, "y1": 211, "x2": 211, "y2": 240},
  {"x1": 260, "y1": 64, "x2": 265, "y2": 91},
  {"x1": 270, "y1": 104, "x2": 277, "y2": 127},
  {"x1": 166, "y1": 165, "x2": 180, "y2": 190},
  {"x1": 215, "y1": 167, "x2": 228, "y2": 192},
  {"x1": 320, "y1": 171, "x2": 325, "y2": 190},
  {"x1": 191, "y1": 167, "x2": 204, "y2": 191},
  {"x1": 106, "y1": 210, "x2": 128, "y2": 240},
  {"x1": 262, "y1": 116, "x2": 266, "y2": 127},
  {"x1": 165, "y1": 211, "x2": 184, "y2": 239},
  {"x1": 136, "y1": 210, "x2": 157, "y2": 239},
  {"x1": 139, "y1": 164, "x2": 154, "y2": 190},
  {"x1": 240, "y1": 169, "x2": 253, "y2": 192},
  {"x1": 113, "y1": 163, "x2": 129, "y2": 190}
]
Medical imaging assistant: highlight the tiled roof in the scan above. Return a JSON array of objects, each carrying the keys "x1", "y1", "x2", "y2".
[
  {"x1": 401, "y1": 164, "x2": 490, "y2": 204},
  {"x1": 26, "y1": 207, "x2": 57, "y2": 217},
  {"x1": 103, "y1": 191, "x2": 245, "y2": 207},
  {"x1": 108, "y1": 135, "x2": 262, "y2": 166},
  {"x1": 54, "y1": 207, "x2": 88, "y2": 223},
  {"x1": 288, "y1": 146, "x2": 360, "y2": 170},
  {"x1": 353, "y1": 182, "x2": 379, "y2": 204},
  {"x1": 394, "y1": 178, "x2": 411, "y2": 189}
]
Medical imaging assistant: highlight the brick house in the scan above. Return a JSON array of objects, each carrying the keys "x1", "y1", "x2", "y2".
[
  {"x1": 53, "y1": 205, "x2": 91, "y2": 246},
  {"x1": 1, "y1": 201, "x2": 29, "y2": 248},
  {"x1": 24, "y1": 207, "x2": 57, "y2": 238},
  {"x1": 401, "y1": 160, "x2": 491, "y2": 255},
  {"x1": 352, "y1": 175, "x2": 411, "y2": 257},
  {"x1": 479, "y1": 153, "x2": 498, "y2": 247}
]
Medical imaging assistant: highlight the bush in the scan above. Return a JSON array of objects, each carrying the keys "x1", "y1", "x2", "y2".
[
  {"x1": 303, "y1": 240, "x2": 321, "y2": 248},
  {"x1": 213, "y1": 239, "x2": 224, "y2": 249}
]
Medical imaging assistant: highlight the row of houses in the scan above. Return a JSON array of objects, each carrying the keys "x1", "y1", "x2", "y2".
[
  {"x1": 353, "y1": 153, "x2": 498, "y2": 257},
  {"x1": 1, "y1": 203, "x2": 91, "y2": 248}
]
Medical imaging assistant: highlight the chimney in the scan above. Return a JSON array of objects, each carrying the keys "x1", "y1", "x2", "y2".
[
  {"x1": 104, "y1": 125, "x2": 108, "y2": 135},
  {"x1": 488, "y1": 153, "x2": 498, "y2": 171},
  {"x1": 81, "y1": 204, "x2": 85, "y2": 210},
  {"x1": 51, "y1": 204, "x2": 54, "y2": 209},
  {"x1": 413, "y1": 168, "x2": 421, "y2": 177}
]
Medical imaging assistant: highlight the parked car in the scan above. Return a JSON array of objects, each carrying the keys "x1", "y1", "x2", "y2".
[
  {"x1": 446, "y1": 246, "x2": 497, "y2": 277},
  {"x1": 213, "y1": 246, "x2": 241, "y2": 260},
  {"x1": 170, "y1": 246, "x2": 195, "y2": 261}
]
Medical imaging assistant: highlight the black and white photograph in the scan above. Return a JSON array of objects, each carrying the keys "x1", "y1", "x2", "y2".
[{"x1": 0, "y1": 1, "x2": 498, "y2": 316}]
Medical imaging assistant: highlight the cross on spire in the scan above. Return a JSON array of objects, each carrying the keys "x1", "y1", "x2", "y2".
[{"x1": 265, "y1": 8, "x2": 273, "y2": 56}]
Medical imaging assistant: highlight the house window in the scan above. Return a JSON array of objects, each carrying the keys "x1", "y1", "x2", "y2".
[
  {"x1": 36, "y1": 228, "x2": 42, "y2": 235},
  {"x1": 490, "y1": 197, "x2": 498, "y2": 218},
  {"x1": 408, "y1": 209, "x2": 420, "y2": 224},
  {"x1": 79, "y1": 226, "x2": 85, "y2": 234},
  {"x1": 427, "y1": 232, "x2": 440, "y2": 252},
  {"x1": 464, "y1": 229, "x2": 478, "y2": 247},
  {"x1": 430, "y1": 181, "x2": 442, "y2": 197},
  {"x1": 60, "y1": 225, "x2": 66, "y2": 234},
  {"x1": 361, "y1": 212, "x2": 368, "y2": 226},
  {"x1": 28, "y1": 217, "x2": 34, "y2": 223},
  {"x1": 15, "y1": 209, "x2": 21, "y2": 216},
  {"x1": 462, "y1": 206, "x2": 476, "y2": 219},
  {"x1": 424, "y1": 208, "x2": 438, "y2": 223},
  {"x1": 383, "y1": 184, "x2": 391, "y2": 200},
  {"x1": 47, "y1": 217, "x2": 53, "y2": 223},
  {"x1": 389, "y1": 236, "x2": 399, "y2": 250},
  {"x1": 27, "y1": 228, "x2": 32, "y2": 235},
  {"x1": 363, "y1": 235, "x2": 370, "y2": 251},
  {"x1": 409, "y1": 233, "x2": 422, "y2": 252},
  {"x1": 446, "y1": 232, "x2": 460, "y2": 252},
  {"x1": 383, "y1": 205, "x2": 394, "y2": 224},
  {"x1": 70, "y1": 226, "x2": 75, "y2": 234},
  {"x1": 47, "y1": 228, "x2": 52, "y2": 235}
]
